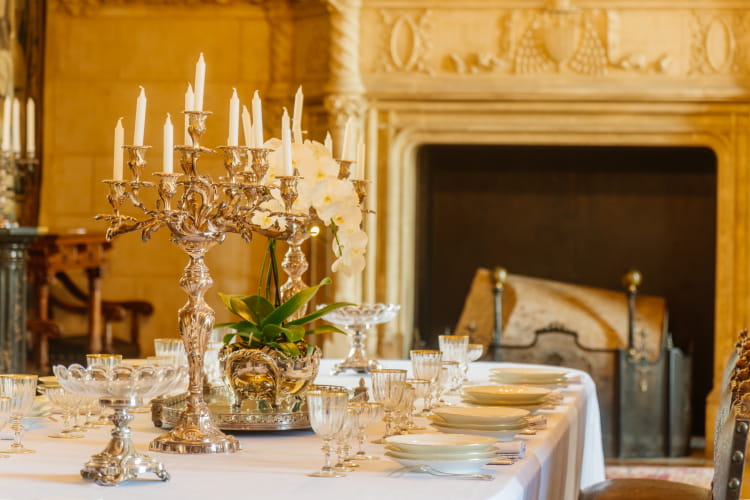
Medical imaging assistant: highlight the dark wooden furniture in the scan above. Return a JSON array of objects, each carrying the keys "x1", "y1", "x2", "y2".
[{"x1": 26, "y1": 232, "x2": 152, "y2": 373}]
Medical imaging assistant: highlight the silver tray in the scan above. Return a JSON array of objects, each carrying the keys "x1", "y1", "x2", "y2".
[{"x1": 151, "y1": 387, "x2": 311, "y2": 431}]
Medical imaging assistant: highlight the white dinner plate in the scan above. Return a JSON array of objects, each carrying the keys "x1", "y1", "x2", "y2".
[
  {"x1": 464, "y1": 385, "x2": 551, "y2": 404},
  {"x1": 490, "y1": 367, "x2": 569, "y2": 384},
  {"x1": 460, "y1": 395, "x2": 546, "y2": 414},
  {"x1": 384, "y1": 433, "x2": 498, "y2": 454},
  {"x1": 385, "y1": 453, "x2": 496, "y2": 474},
  {"x1": 384, "y1": 446, "x2": 498, "y2": 461},
  {"x1": 428, "y1": 415, "x2": 527, "y2": 431},
  {"x1": 432, "y1": 406, "x2": 530, "y2": 425},
  {"x1": 430, "y1": 423, "x2": 522, "y2": 442}
]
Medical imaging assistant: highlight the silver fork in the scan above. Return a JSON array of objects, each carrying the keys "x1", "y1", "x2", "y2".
[{"x1": 389, "y1": 464, "x2": 495, "y2": 480}]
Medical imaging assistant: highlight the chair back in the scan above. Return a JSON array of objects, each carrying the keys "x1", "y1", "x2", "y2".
[{"x1": 713, "y1": 330, "x2": 750, "y2": 500}]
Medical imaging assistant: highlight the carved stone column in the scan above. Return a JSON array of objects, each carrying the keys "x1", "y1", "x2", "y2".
[
  {"x1": 0, "y1": 227, "x2": 38, "y2": 373},
  {"x1": 263, "y1": 0, "x2": 295, "y2": 136}
]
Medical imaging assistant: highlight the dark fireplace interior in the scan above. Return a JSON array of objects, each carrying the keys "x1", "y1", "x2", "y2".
[{"x1": 416, "y1": 144, "x2": 717, "y2": 436}]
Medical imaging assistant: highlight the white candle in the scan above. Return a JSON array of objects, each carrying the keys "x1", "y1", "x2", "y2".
[
  {"x1": 194, "y1": 53, "x2": 206, "y2": 112},
  {"x1": 133, "y1": 86, "x2": 147, "y2": 146},
  {"x1": 184, "y1": 83, "x2": 193, "y2": 146},
  {"x1": 356, "y1": 140, "x2": 365, "y2": 179},
  {"x1": 113, "y1": 117, "x2": 124, "y2": 180},
  {"x1": 1, "y1": 98, "x2": 10, "y2": 151},
  {"x1": 292, "y1": 85, "x2": 303, "y2": 143},
  {"x1": 324, "y1": 131, "x2": 333, "y2": 154},
  {"x1": 281, "y1": 108, "x2": 293, "y2": 176},
  {"x1": 228, "y1": 88, "x2": 239, "y2": 147},
  {"x1": 26, "y1": 97, "x2": 35, "y2": 157},
  {"x1": 252, "y1": 90, "x2": 263, "y2": 147},
  {"x1": 163, "y1": 113, "x2": 174, "y2": 174},
  {"x1": 241, "y1": 105, "x2": 253, "y2": 148},
  {"x1": 11, "y1": 98, "x2": 20, "y2": 154},
  {"x1": 340, "y1": 117, "x2": 353, "y2": 161}
]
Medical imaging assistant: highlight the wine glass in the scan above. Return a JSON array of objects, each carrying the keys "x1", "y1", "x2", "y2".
[
  {"x1": 395, "y1": 382, "x2": 417, "y2": 432},
  {"x1": 438, "y1": 335, "x2": 469, "y2": 389},
  {"x1": 0, "y1": 374, "x2": 38, "y2": 454},
  {"x1": 306, "y1": 388, "x2": 350, "y2": 478},
  {"x1": 409, "y1": 350, "x2": 442, "y2": 414},
  {"x1": 319, "y1": 303, "x2": 401, "y2": 375},
  {"x1": 333, "y1": 406, "x2": 360, "y2": 472},
  {"x1": 370, "y1": 368, "x2": 407, "y2": 441},
  {"x1": 43, "y1": 386, "x2": 85, "y2": 439},
  {"x1": 0, "y1": 396, "x2": 10, "y2": 458},
  {"x1": 349, "y1": 401, "x2": 383, "y2": 460},
  {"x1": 404, "y1": 378, "x2": 430, "y2": 431}
]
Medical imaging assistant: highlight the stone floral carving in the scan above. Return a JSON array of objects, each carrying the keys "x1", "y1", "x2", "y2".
[{"x1": 689, "y1": 11, "x2": 745, "y2": 75}]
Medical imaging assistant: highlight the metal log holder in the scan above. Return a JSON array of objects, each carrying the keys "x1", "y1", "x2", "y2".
[{"x1": 477, "y1": 267, "x2": 692, "y2": 458}]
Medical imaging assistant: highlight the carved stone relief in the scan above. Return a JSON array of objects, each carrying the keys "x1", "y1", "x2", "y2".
[
  {"x1": 689, "y1": 11, "x2": 747, "y2": 75},
  {"x1": 375, "y1": 9, "x2": 432, "y2": 75}
]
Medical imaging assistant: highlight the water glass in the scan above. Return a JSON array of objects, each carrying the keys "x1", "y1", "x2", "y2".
[
  {"x1": 438, "y1": 335, "x2": 469, "y2": 386},
  {"x1": 307, "y1": 388, "x2": 350, "y2": 477},
  {"x1": 348, "y1": 401, "x2": 383, "y2": 460},
  {"x1": 334, "y1": 406, "x2": 360, "y2": 472},
  {"x1": 437, "y1": 360, "x2": 462, "y2": 403},
  {"x1": 0, "y1": 396, "x2": 10, "y2": 458},
  {"x1": 43, "y1": 386, "x2": 85, "y2": 439},
  {"x1": 405, "y1": 378, "x2": 430, "y2": 429},
  {"x1": 154, "y1": 338, "x2": 187, "y2": 366},
  {"x1": 370, "y1": 368, "x2": 407, "y2": 441},
  {"x1": 86, "y1": 353, "x2": 122, "y2": 370},
  {"x1": 0, "y1": 374, "x2": 38, "y2": 453},
  {"x1": 409, "y1": 350, "x2": 442, "y2": 413}
]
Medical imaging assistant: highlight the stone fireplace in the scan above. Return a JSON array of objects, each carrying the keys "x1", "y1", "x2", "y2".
[{"x1": 344, "y1": 0, "x2": 750, "y2": 442}]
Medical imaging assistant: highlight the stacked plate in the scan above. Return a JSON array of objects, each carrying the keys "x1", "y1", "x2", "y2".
[
  {"x1": 462, "y1": 385, "x2": 552, "y2": 413},
  {"x1": 384, "y1": 433, "x2": 498, "y2": 474},
  {"x1": 428, "y1": 406, "x2": 529, "y2": 441},
  {"x1": 490, "y1": 367, "x2": 569, "y2": 386}
]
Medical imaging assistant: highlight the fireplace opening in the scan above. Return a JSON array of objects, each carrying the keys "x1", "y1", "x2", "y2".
[{"x1": 416, "y1": 144, "x2": 717, "y2": 436}]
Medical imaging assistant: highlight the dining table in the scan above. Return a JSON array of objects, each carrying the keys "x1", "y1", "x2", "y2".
[{"x1": 0, "y1": 358, "x2": 605, "y2": 500}]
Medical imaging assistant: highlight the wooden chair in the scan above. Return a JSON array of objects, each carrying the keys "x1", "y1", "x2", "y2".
[
  {"x1": 579, "y1": 329, "x2": 750, "y2": 500},
  {"x1": 26, "y1": 232, "x2": 153, "y2": 373}
]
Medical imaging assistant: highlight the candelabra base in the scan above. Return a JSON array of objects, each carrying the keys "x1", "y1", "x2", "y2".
[
  {"x1": 81, "y1": 399, "x2": 170, "y2": 486},
  {"x1": 149, "y1": 403, "x2": 241, "y2": 454},
  {"x1": 331, "y1": 357, "x2": 381, "y2": 375}
]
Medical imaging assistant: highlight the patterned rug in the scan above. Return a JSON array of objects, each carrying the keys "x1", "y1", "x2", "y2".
[{"x1": 605, "y1": 466, "x2": 714, "y2": 488}]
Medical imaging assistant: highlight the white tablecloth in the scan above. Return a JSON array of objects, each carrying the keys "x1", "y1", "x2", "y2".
[{"x1": 0, "y1": 359, "x2": 604, "y2": 500}]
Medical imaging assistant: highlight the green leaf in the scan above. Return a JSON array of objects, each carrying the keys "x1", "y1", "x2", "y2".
[
  {"x1": 287, "y1": 301, "x2": 354, "y2": 326},
  {"x1": 285, "y1": 325, "x2": 306, "y2": 343},
  {"x1": 278, "y1": 342, "x2": 301, "y2": 357},
  {"x1": 306, "y1": 324, "x2": 347, "y2": 335},
  {"x1": 261, "y1": 277, "x2": 333, "y2": 327},
  {"x1": 239, "y1": 295, "x2": 275, "y2": 323},
  {"x1": 218, "y1": 293, "x2": 244, "y2": 316},
  {"x1": 261, "y1": 323, "x2": 287, "y2": 343}
]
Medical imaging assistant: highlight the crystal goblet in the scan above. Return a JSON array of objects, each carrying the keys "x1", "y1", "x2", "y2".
[
  {"x1": 437, "y1": 360, "x2": 462, "y2": 403},
  {"x1": 53, "y1": 363, "x2": 188, "y2": 486},
  {"x1": 409, "y1": 350, "x2": 442, "y2": 414},
  {"x1": 320, "y1": 303, "x2": 401, "y2": 375},
  {"x1": 0, "y1": 374, "x2": 38, "y2": 454},
  {"x1": 334, "y1": 406, "x2": 360, "y2": 472},
  {"x1": 404, "y1": 378, "x2": 430, "y2": 431},
  {"x1": 370, "y1": 368, "x2": 407, "y2": 441},
  {"x1": 306, "y1": 388, "x2": 350, "y2": 478},
  {"x1": 438, "y1": 335, "x2": 469, "y2": 388},
  {"x1": 348, "y1": 401, "x2": 384, "y2": 460},
  {"x1": 0, "y1": 396, "x2": 10, "y2": 458},
  {"x1": 43, "y1": 386, "x2": 85, "y2": 439}
]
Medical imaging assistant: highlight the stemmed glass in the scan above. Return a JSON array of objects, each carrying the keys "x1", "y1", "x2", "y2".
[
  {"x1": 0, "y1": 396, "x2": 10, "y2": 458},
  {"x1": 438, "y1": 335, "x2": 469, "y2": 390},
  {"x1": 349, "y1": 401, "x2": 383, "y2": 460},
  {"x1": 43, "y1": 386, "x2": 85, "y2": 439},
  {"x1": 436, "y1": 360, "x2": 461, "y2": 404},
  {"x1": 333, "y1": 406, "x2": 360, "y2": 472},
  {"x1": 320, "y1": 303, "x2": 401, "y2": 375},
  {"x1": 395, "y1": 382, "x2": 417, "y2": 433},
  {"x1": 0, "y1": 374, "x2": 38, "y2": 454},
  {"x1": 404, "y1": 378, "x2": 430, "y2": 430},
  {"x1": 409, "y1": 350, "x2": 442, "y2": 414},
  {"x1": 466, "y1": 343, "x2": 485, "y2": 382},
  {"x1": 306, "y1": 388, "x2": 350, "y2": 478},
  {"x1": 370, "y1": 368, "x2": 407, "y2": 441}
]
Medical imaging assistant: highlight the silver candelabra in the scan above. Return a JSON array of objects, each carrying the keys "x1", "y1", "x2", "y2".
[{"x1": 97, "y1": 110, "x2": 298, "y2": 454}]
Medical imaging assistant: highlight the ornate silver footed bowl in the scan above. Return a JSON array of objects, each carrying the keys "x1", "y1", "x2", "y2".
[
  {"x1": 321, "y1": 303, "x2": 401, "y2": 375},
  {"x1": 53, "y1": 363, "x2": 188, "y2": 486}
]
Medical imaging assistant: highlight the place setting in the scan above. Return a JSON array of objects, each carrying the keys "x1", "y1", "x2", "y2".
[{"x1": 427, "y1": 406, "x2": 531, "y2": 442}]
